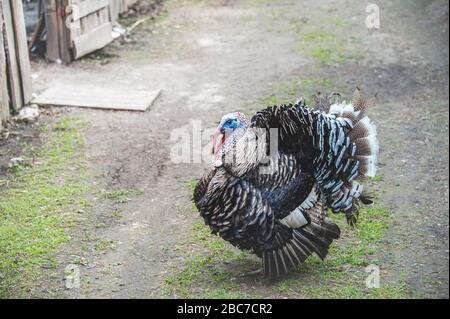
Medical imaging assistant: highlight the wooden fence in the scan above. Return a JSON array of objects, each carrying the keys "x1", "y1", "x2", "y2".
[
  {"x1": 0, "y1": 0, "x2": 32, "y2": 130},
  {"x1": 110, "y1": 0, "x2": 140, "y2": 22},
  {"x1": 45, "y1": 0, "x2": 139, "y2": 63},
  {"x1": 1, "y1": 0, "x2": 139, "y2": 130}
]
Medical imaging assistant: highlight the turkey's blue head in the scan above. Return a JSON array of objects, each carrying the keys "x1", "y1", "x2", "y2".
[{"x1": 212, "y1": 112, "x2": 249, "y2": 167}]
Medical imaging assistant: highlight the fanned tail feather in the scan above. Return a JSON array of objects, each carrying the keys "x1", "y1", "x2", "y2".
[
  {"x1": 328, "y1": 88, "x2": 379, "y2": 178},
  {"x1": 262, "y1": 223, "x2": 338, "y2": 279},
  {"x1": 307, "y1": 219, "x2": 341, "y2": 240}
]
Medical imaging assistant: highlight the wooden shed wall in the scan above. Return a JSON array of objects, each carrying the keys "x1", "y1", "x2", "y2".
[
  {"x1": 0, "y1": 0, "x2": 33, "y2": 129},
  {"x1": 45, "y1": 0, "x2": 139, "y2": 63}
]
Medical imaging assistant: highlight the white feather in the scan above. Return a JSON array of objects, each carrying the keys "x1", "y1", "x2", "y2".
[
  {"x1": 329, "y1": 102, "x2": 361, "y2": 119},
  {"x1": 281, "y1": 188, "x2": 318, "y2": 228},
  {"x1": 354, "y1": 116, "x2": 379, "y2": 177},
  {"x1": 281, "y1": 208, "x2": 309, "y2": 228}
]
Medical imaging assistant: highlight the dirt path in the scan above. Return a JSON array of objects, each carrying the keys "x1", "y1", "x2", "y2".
[{"x1": 28, "y1": 0, "x2": 448, "y2": 298}]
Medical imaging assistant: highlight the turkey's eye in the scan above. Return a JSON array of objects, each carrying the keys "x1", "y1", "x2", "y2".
[{"x1": 224, "y1": 119, "x2": 236, "y2": 129}]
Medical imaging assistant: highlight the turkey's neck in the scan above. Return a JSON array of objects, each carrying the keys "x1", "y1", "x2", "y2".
[{"x1": 224, "y1": 128, "x2": 267, "y2": 177}]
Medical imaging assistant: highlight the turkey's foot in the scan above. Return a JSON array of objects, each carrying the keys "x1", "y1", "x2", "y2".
[{"x1": 241, "y1": 268, "x2": 263, "y2": 277}]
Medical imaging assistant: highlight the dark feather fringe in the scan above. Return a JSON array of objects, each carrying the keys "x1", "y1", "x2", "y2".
[
  {"x1": 348, "y1": 121, "x2": 370, "y2": 140},
  {"x1": 354, "y1": 138, "x2": 374, "y2": 156},
  {"x1": 262, "y1": 225, "x2": 336, "y2": 279}
]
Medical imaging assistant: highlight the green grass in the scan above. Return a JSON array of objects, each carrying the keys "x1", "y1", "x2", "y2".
[
  {"x1": 94, "y1": 238, "x2": 116, "y2": 252},
  {"x1": 186, "y1": 179, "x2": 197, "y2": 192},
  {"x1": 301, "y1": 280, "x2": 408, "y2": 299},
  {"x1": 101, "y1": 190, "x2": 144, "y2": 204},
  {"x1": 332, "y1": 18, "x2": 348, "y2": 27},
  {"x1": 163, "y1": 219, "x2": 260, "y2": 298},
  {"x1": 370, "y1": 174, "x2": 384, "y2": 182},
  {"x1": 164, "y1": 182, "x2": 409, "y2": 299},
  {"x1": 289, "y1": 19, "x2": 356, "y2": 66},
  {"x1": 0, "y1": 116, "x2": 90, "y2": 298},
  {"x1": 255, "y1": 78, "x2": 336, "y2": 108},
  {"x1": 286, "y1": 207, "x2": 408, "y2": 299},
  {"x1": 311, "y1": 46, "x2": 349, "y2": 65},
  {"x1": 257, "y1": 94, "x2": 294, "y2": 107},
  {"x1": 110, "y1": 208, "x2": 123, "y2": 218},
  {"x1": 303, "y1": 31, "x2": 336, "y2": 42}
]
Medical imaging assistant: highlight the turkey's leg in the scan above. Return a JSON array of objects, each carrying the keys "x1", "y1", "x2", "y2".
[{"x1": 241, "y1": 268, "x2": 263, "y2": 277}]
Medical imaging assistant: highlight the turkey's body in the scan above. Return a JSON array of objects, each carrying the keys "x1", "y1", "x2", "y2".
[{"x1": 194, "y1": 90, "x2": 378, "y2": 279}]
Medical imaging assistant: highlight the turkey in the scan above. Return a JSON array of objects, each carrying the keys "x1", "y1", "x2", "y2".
[{"x1": 193, "y1": 88, "x2": 379, "y2": 279}]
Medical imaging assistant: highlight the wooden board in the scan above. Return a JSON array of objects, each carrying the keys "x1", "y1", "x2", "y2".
[
  {"x1": 109, "y1": 0, "x2": 120, "y2": 23},
  {"x1": 57, "y1": 0, "x2": 72, "y2": 62},
  {"x1": 0, "y1": 1, "x2": 10, "y2": 129},
  {"x1": 68, "y1": 0, "x2": 113, "y2": 60},
  {"x1": 9, "y1": 0, "x2": 32, "y2": 104},
  {"x1": 44, "y1": 0, "x2": 60, "y2": 61},
  {"x1": 0, "y1": 0, "x2": 33, "y2": 125},
  {"x1": 33, "y1": 84, "x2": 161, "y2": 111},
  {"x1": 75, "y1": 0, "x2": 109, "y2": 20},
  {"x1": 72, "y1": 22, "x2": 112, "y2": 59},
  {"x1": 44, "y1": 0, "x2": 134, "y2": 62},
  {"x1": 2, "y1": 0, "x2": 23, "y2": 110}
]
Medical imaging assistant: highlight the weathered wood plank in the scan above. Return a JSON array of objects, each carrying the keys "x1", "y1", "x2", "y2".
[
  {"x1": 33, "y1": 84, "x2": 161, "y2": 112},
  {"x1": 0, "y1": 1, "x2": 10, "y2": 129},
  {"x1": 72, "y1": 0, "x2": 109, "y2": 20},
  {"x1": 68, "y1": 0, "x2": 81, "y2": 44},
  {"x1": 44, "y1": 0, "x2": 60, "y2": 61},
  {"x1": 9, "y1": 0, "x2": 33, "y2": 104},
  {"x1": 72, "y1": 22, "x2": 112, "y2": 59},
  {"x1": 57, "y1": 0, "x2": 72, "y2": 63},
  {"x1": 109, "y1": 0, "x2": 120, "y2": 23},
  {"x1": 2, "y1": 0, "x2": 23, "y2": 110},
  {"x1": 28, "y1": 13, "x2": 45, "y2": 51},
  {"x1": 99, "y1": 5, "x2": 110, "y2": 25}
]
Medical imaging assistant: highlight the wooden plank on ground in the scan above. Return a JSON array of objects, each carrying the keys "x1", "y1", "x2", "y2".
[
  {"x1": 2, "y1": 0, "x2": 23, "y2": 110},
  {"x1": 72, "y1": 22, "x2": 112, "y2": 59},
  {"x1": 33, "y1": 84, "x2": 161, "y2": 112},
  {"x1": 9, "y1": 0, "x2": 33, "y2": 104},
  {"x1": 0, "y1": 1, "x2": 10, "y2": 128}
]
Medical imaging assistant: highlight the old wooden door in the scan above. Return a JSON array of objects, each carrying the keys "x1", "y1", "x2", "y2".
[
  {"x1": 45, "y1": 0, "x2": 113, "y2": 62},
  {"x1": 68, "y1": 0, "x2": 113, "y2": 60}
]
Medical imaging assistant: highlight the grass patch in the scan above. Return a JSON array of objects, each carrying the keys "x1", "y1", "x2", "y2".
[
  {"x1": 94, "y1": 238, "x2": 116, "y2": 252},
  {"x1": 290, "y1": 19, "x2": 357, "y2": 66},
  {"x1": 311, "y1": 47, "x2": 347, "y2": 65},
  {"x1": 166, "y1": 173, "x2": 407, "y2": 299},
  {"x1": 163, "y1": 220, "x2": 260, "y2": 299},
  {"x1": 101, "y1": 190, "x2": 144, "y2": 204},
  {"x1": 257, "y1": 94, "x2": 294, "y2": 107},
  {"x1": 370, "y1": 174, "x2": 384, "y2": 182},
  {"x1": 303, "y1": 31, "x2": 336, "y2": 42},
  {"x1": 280, "y1": 207, "x2": 409, "y2": 298},
  {"x1": 256, "y1": 78, "x2": 336, "y2": 108},
  {"x1": 0, "y1": 116, "x2": 90, "y2": 298},
  {"x1": 186, "y1": 179, "x2": 197, "y2": 192},
  {"x1": 332, "y1": 18, "x2": 348, "y2": 27}
]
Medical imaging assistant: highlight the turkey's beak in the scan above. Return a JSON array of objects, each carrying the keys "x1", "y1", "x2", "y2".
[{"x1": 212, "y1": 128, "x2": 224, "y2": 158}]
